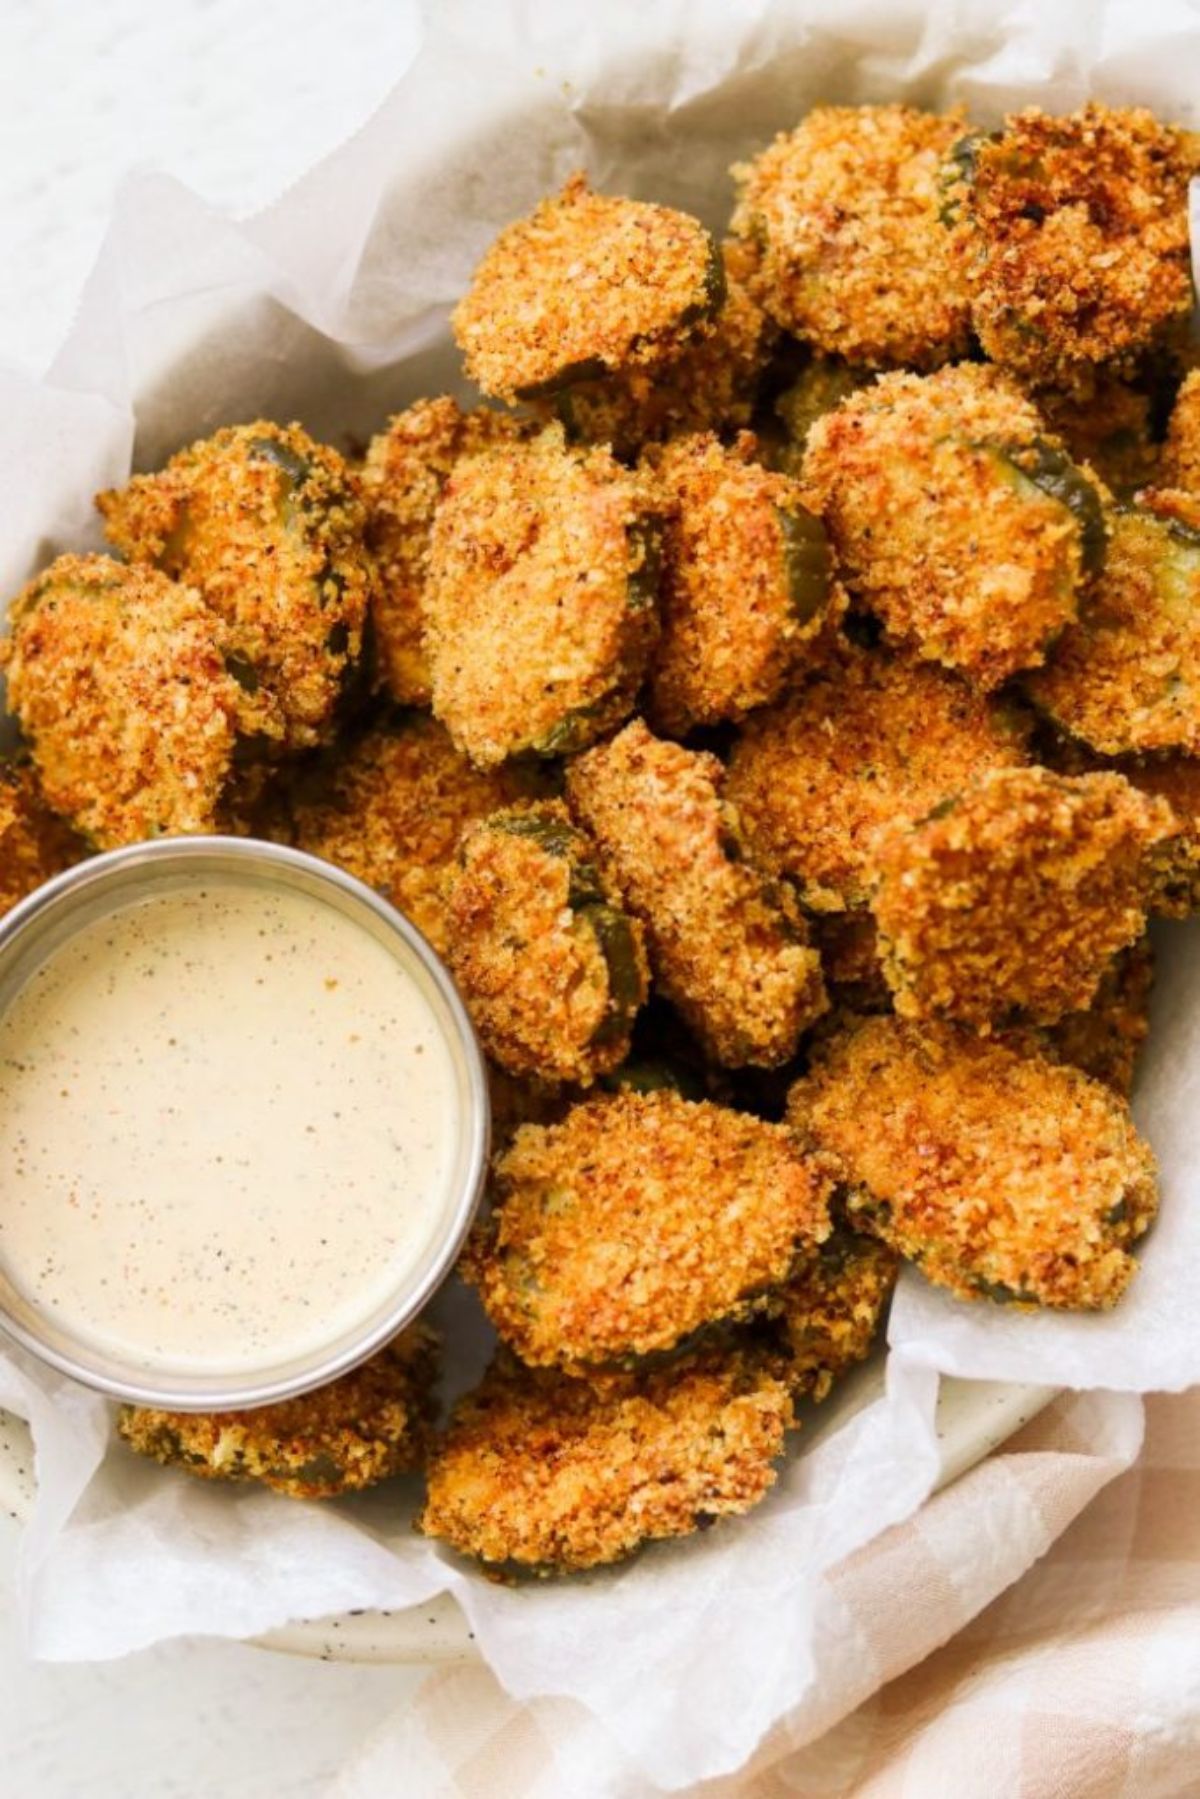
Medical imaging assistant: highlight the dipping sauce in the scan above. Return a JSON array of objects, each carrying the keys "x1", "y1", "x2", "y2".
[{"x1": 0, "y1": 879, "x2": 459, "y2": 1374}]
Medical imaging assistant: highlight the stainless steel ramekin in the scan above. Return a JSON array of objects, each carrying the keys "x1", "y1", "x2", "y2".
[{"x1": 0, "y1": 837, "x2": 489, "y2": 1411}]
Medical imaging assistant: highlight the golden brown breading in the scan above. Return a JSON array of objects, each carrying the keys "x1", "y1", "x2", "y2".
[
  {"x1": 1160, "y1": 369, "x2": 1200, "y2": 492},
  {"x1": 643, "y1": 432, "x2": 835, "y2": 734},
  {"x1": 419, "y1": 1344, "x2": 793, "y2": 1572},
  {"x1": 790, "y1": 1016, "x2": 1158, "y2": 1310},
  {"x1": 463, "y1": 1090, "x2": 832, "y2": 1371},
  {"x1": 731, "y1": 104, "x2": 970, "y2": 369},
  {"x1": 802, "y1": 364, "x2": 1106, "y2": 690},
  {"x1": 769, "y1": 1232, "x2": 898, "y2": 1401},
  {"x1": 725, "y1": 641, "x2": 1030, "y2": 911},
  {"x1": 873, "y1": 767, "x2": 1174, "y2": 1026},
  {"x1": 772, "y1": 356, "x2": 873, "y2": 471},
  {"x1": 1035, "y1": 377, "x2": 1160, "y2": 500},
  {"x1": 424, "y1": 428, "x2": 661, "y2": 767},
  {"x1": 98, "y1": 421, "x2": 372, "y2": 754},
  {"x1": 360, "y1": 398, "x2": 528, "y2": 707},
  {"x1": 446, "y1": 801, "x2": 649, "y2": 1086},
  {"x1": 1120, "y1": 753, "x2": 1200, "y2": 915},
  {"x1": 1040, "y1": 937, "x2": 1154, "y2": 1097},
  {"x1": 0, "y1": 763, "x2": 85, "y2": 913},
  {"x1": 117, "y1": 1326, "x2": 439, "y2": 1499},
  {"x1": 282, "y1": 712, "x2": 540, "y2": 955},
  {"x1": 453, "y1": 173, "x2": 724, "y2": 403},
  {"x1": 1024, "y1": 491, "x2": 1200, "y2": 756},
  {"x1": 944, "y1": 105, "x2": 1195, "y2": 394},
  {"x1": 566, "y1": 720, "x2": 827, "y2": 1067},
  {"x1": 0, "y1": 554, "x2": 242, "y2": 849}
]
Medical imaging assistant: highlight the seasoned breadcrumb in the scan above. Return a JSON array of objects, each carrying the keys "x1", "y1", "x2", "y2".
[
  {"x1": 726, "y1": 641, "x2": 1030, "y2": 911},
  {"x1": 644, "y1": 432, "x2": 835, "y2": 734},
  {"x1": 118, "y1": 1326, "x2": 439, "y2": 1499},
  {"x1": 802, "y1": 364, "x2": 1106, "y2": 690},
  {"x1": 0, "y1": 554, "x2": 241, "y2": 849},
  {"x1": 453, "y1": 173, "x2": 724, "y2": 402},
  {"x1": 98, "y1": 421, "x2": 372, "y2": 754},
  {"x1": 1039, "y1": 937, "x2": 1154, "y2": 1097},
  {"x1": 790, "y1": 1016, "x2": 1158, "y2": 1310},
  {"x1": 419, "y1": 1344, "x2": 793, "y2": 1572},
  {"x1": 1036, "y1": 377, "x2": 1160, "y2": 500},
  {"x1": 360, "y1": 398, "x2": 528, "y2": 706},
  {"x1": 0, "y1": 763, "x2": 84, "y2": 913},
  {"x1": 731, "y1": 104, "x2": 970, "y2": 369},
  {"x1": 873, "y1": 767, "x2": 1174, "y2": 1026},
  {"x1": 566, "y1": 720, "x2": 827, "y2": 1067},
  {"x1": 1120, "y1": 753, "x2": 1200, "y2": 916},
  {"x1": 1160, "y1": 369, "x2": 1200, "y2": 492},
  {"x1": 769, "y1": 1232, "x2": 898, "y2": 1401},
  {"x1": 446, "y1": 801, "x2": 648, "y2": 1086},
  {"x1": 945, "y1": 105, "x2": 1195, "y2": 394},
  {"x1": 463, "y1": 1089, "x2": 832, "y2": 1371},
  {"x1": 772, "y1": 356, "x2": 873, "y2": 470},
  {"x1": 424, "y1": 428, "x2": 661, "y2": 767}
]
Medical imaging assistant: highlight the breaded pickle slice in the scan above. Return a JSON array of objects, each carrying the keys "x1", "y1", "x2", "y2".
[
  {"x1": 446, "y1": 801, "x2": 649, "y2": 1086},
  {"x1": 425, "y1": 429, "x2": 661, "y2": 767},
  {"x1": 419, "y1": 1343, "x2": 793, "y2": 1573},
  {"x1": 725, "y1": 641, "x2": 1030, "y2": 911},
  {"x1": 769, "y1": 1231, "x2": 898, "y2": 1402},
  {"x1": 462, "y1": 1090, "x2": 832, "y2": 1371},
  {"x1": 1025, "y1": 492, "x2": 1200, "y2": 756},
  {"x1": 98, "y1": 421, "x2": 372, "y2": 753},
  {"x1": 118, "y1": 1326, "x2": 439, "y2": 1499},
  {"x1": 0, "y1": 554, "x2": 242, "y2": 849},
  {"x1": 360, "y1": 398, "x2": 527, "y2": 706},
  {"x1": 283, "y1": 712, "x2": 541, "y2": 955},
  {"x1": 0, "y1": 763, "x2": 84, "y2": 913},
  {"x1": 555, "y1": 238, "x2": 775, "y2": 457},
  {"x1": 810, "y1": 912, "x2": 891, "y2": 1014},
  {"x1": 873, "y1": 767, "x2": 1174, "y2": 1026},
  {"x1": 731, "y1": 105, "x2": 970, "y2": 369},
  {"x1": 643, "y1": 433, "x2": 834, "y2": 734},
  {"x1": 566, "y1": 720, "x2": 827, "y2": 1067},
  {"x1": 790, "y1": 1017, "x2": 1158, "y2": 1310},
  {"x1": 803, "y1": 365, "x2": 1107, "y2": 689},
  {"x1": 771, "y1": 356, "x2": 872, "y2": 470},
  {"x1": 943, "y1": 105, "x2": 1195, "y2": 393},
  {"x1": 1161, "y1": 370, "x2": 1200, "y2": 493},
  {"x1": 1122, "y1": 754, "x2": 1200, "y2": 916},
  {"x1": 1036, "y1": 377, "x2": 1160, "y2": 502},
  {"x1": 1040, "y1": 937, "x2": 1154, "y2": 1098},
  {"x1": 453, "y1": 173, "x2": 724, "y2": 403}
]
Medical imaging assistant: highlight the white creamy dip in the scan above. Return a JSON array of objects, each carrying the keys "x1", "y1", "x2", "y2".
[{"x1": 0, "y1": 880, "x2": 457, "y2": 1373}]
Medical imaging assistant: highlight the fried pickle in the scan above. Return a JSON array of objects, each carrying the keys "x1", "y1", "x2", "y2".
[
  {"x1": 1160, "y1": 369, "x2": 1200, "y2": 493},
  {"x1": 769, "y1": 1231, "x2": 898, "y2": 1401},
  {"x1": 0, "y1": 762, "x2": 84, "y2": 912},
  {"x1": 1040, "y1": 937, "x2": 1154, "y2": 1097}
]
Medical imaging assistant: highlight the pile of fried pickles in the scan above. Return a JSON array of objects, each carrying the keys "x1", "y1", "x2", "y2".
[{"x1": 6, "y1": 101, "x2": 1200, "y2": 1575}]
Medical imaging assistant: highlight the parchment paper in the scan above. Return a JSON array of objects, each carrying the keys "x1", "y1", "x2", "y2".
[{"x1": 1, "y1": 1, "x2": 1198, "y2": 1787}]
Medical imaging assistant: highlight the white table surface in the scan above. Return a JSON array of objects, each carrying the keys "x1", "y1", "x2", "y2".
[{"x1": 0, "y1": 4, "x2": 432, "y2": 1793}]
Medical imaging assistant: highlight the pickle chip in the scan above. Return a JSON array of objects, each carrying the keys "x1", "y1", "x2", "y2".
[
  {"x1": 1037, "y1": 376, "x2": 1160, "y2": 502},
  {"x1": 1038, "y1": 936, "x2": 1154, "y2": 1098},
  {"x1": 453, "y1": 173, "x2": 724, "y2": 403},
  {"x1": 769, "y1": 1231, "x2": 898, "y2": 1402},
  {"x1": 1161, "y1": 370, "x2": 1200, "y2": 494}
]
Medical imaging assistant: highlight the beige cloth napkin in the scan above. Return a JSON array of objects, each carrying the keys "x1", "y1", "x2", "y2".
[{"x1": 333, "y1": 1388, "x2": 1200, "y2": 1797}]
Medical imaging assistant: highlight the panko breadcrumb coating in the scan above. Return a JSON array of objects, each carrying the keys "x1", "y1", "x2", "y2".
[
  {"x1": 282, "y1": 712, "x2": 541, "y2": 955},
  {"x1": 453, "y1": 173, "x2": 724, "y2": 403},
  {"x1": 944, "y1": 105, "x2": 1195, "y2": 394},
  {"x1": 566, "y1": 720, "x2": 827, "y2": 1067},
  {"x1": 644, "y1": 432, "x2": 835, "y2": 734},
  {"x1": 0, "y1": 763, "x2": 84, "y2": 913},
  {"x1": 0, "y1": 554, "x2": 242, "y2": 849},
  {"x1": 463, "y1": 1089, "x2": 832, "y2": 1371},
  {"x1": 98, "y1": 421, "x2": 372, "y2": 754},
  {"x1": 1120, "y1": 753, "x2": 1200, "y2": 917},
  {"x1": 731, "y1": 105, "x2": 970, "y2": 369},
  {"x1": 790, "y1": 1016, "x2": 1158, "y2": 1310},
  {"x1": 419, "y1": 1344, "x2": 793, "y2": 1572},
  {"x1": 360, "y1": 398, "x2": 528, "y2": 706},
  {"x1": 1025, "y1": 492, "x2": 1200, "y2": 756},
  {"x1": 725, "y1": 641, "x2": 1030, "y2": 911},
  {"x1": 118, "y1": 1326, "x2": 439, "y2": 1499},
  {"x1": 446, "y1": 801, "x2": 648, "y2": 1086},
  {"x1": 1040, "y1": 937, "x2": 1154, "y2": 1097},
  {"x1": 1035, "y1": 377, "x2": 1160, "y2": 501},
  {"x1": 770, "y1": 1232, "x2": 898, "y2": 1401},
  {"x1": 1160, "y1": 369, "x2": 1200, "y2": 492},
  {"x1": 873, "y1": 767, "x2": 1174, "y2": 1026},
  {"x1": 802, "y1": 364, "x2": 1107, "y2": 690},
  {"x1": 424, "y1": 428, "x2": 661, "y2": 767},
  {"x1": 772, "y1": 357, "x2": 872, "y2": 470}
]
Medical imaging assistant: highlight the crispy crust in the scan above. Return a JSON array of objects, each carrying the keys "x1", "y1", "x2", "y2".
[
  {"x1": 462, "y1": 1090, "x2": 833, "y2": 1370},
  {"x1": 773, "y1": 357, "x2": 873, "y2": 468},
  {"x1": 873, "y1": 767, "x2": 1174, "y2": 1026},
  {"x1": 1035, "y1": 377, "x2": 1160, "y2": 501},
  {"x1": 360, "y1": 399, "x2": 528, "y2": 706},
  {"x1": 725, "y1": 642, "x2": 1030, "y2": 911},
  {"x1": 769, "y1": 1232, "x2": 898, "y2": 1401},
  {"x1": 946, "y1": 105, "x2": 1195, "y2": 393},
  {"x1": 790, "y1": 1016, "x2": 1158, "y2": 1309},
  {"x1": 802, "y1": 364, "x2": 1103, "y2": 689},
  {"x1": 0, "y1": 763, "x2": 84, "y2": 912},
  {"x1": 1121, "y1": 753, "x2": 1200, "y2": 916},
  {"x1": 731, "y1": 104, "x2": 970, "y2": 369},
  {"x1": 117, "y1": 1326, "x2": 440, "y2": 1499},
  {"x1": 98, "y1": 421, "x2": 372, "y2": 754},
  {"x1": 424, "y1": 429, "x2": 661, "y2": 767},
  {"x1": 566, "y1": 720, "x2": 828, "y2": 1067},
  {"x1": 0, "y1": 554, "x2": 241, "y2": 849},
  {"x1": 419, "y1": 1344, "x2": 793, "y2": 1572},
  {"x1": 1039, "y1": 937, "x2": 1154, "y2": 1097},
  {"x1": 446, "y1": 801, "x2": 649, "y2": 1085},
  {"x1": 453, "y1": 173, "x2": 723, "y2": 403},
  {"x1": 643, "y1": 433, "x2": 836, "y2": 734},
  {"x1": 1160, "y1": 369, "x2": 1200, "y2": 493}
]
